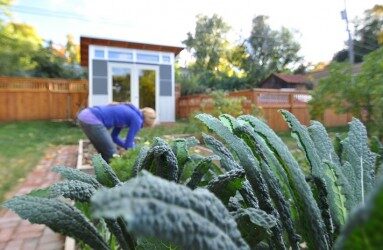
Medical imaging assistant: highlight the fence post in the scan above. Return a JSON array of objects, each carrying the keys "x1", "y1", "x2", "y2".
[
  {"x1": 252, "y1": 89, "x2": 258, "y2": 105},
  {"x1": 288, "y1": 93, "x2": 294, "y2": 112}
]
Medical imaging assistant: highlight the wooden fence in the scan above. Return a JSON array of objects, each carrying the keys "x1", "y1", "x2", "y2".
[
  {"x1": 0, "y1": 76, "x2": 88, "y2": 122},
  {"x1": 177, "y1": 88, "x2": 352, "y2": 132}
]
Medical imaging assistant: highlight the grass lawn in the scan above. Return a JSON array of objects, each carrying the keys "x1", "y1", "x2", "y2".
[
  {"x1": 0, "y1": 120, "x2": 200, "y2": 203},
  {"x1": 0, "y1": 118, "x2": 348, "y2": 203},
  {"x1": 0, "y1": 120, "x2": 84, "y2": 202}
]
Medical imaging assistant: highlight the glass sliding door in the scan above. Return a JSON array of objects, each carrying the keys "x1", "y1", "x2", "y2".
[
  {"x1": 108, "y1": 63, "x2": 158, "y2": 112},
  {"x1": 111, "y1": 66, "x2": 132, "y2": 103},
  {"x1": 138, "y1": 69, "x2": 156, "y2": 109}
]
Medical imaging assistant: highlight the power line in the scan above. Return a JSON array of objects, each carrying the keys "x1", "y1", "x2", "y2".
[{"x1": 9, "y1": 4, "x2": 132, "y2": 27}]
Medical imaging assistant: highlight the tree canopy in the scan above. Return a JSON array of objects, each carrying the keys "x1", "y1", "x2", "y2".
[
  {"x1": 0, "y1": 0, "x2": 84, "y2": 78},
  {"x1": 0, "y1": 22, "x2": 42, "y2": 76},
  {"x1": 180, "y1": 14, "x2": 302, "y2": 94},
  {"x1": 183, "y1": 14, "x2": 230, "y2": 73},
  {"x1": 243, "y1": 15, "x2": 302, "y2": 87},
  {"x1": 333, "y1": 4, "x2": 383, "y2": 63},
  {"x1": 310, "y1": 47, "x2": 383, "y2": 137}
]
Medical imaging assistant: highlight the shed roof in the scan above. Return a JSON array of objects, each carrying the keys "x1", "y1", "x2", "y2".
[
  {"x1": 80, "y1": 36, "x2": 184, "y2": 67},
  {"x1": 273, "y1": 73, "x2": 309, "y2": 84}
]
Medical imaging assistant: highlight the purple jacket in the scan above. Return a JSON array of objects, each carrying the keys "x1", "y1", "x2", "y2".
[{"x1": 89, "y1": 104, "x2": 144, "y2": 149}]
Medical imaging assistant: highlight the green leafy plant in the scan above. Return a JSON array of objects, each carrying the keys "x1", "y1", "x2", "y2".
[
  {"x1": 188, "y1": 90, "x2": 261, "y2": 136},
  {"x1": 109, "y1": 146, "x2": 143, "y2": 181},
  {"x1": 2, "y1": 110, "x2": 381, "y2": 250}
]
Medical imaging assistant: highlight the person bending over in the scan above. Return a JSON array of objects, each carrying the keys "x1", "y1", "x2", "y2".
[{"x1": 77, "y1": 103, "x2": 156, "y2": 162}]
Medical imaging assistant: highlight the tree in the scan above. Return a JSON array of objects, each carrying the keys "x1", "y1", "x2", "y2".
[
  {"x1": 333, "y1": 4, "x2": 383, "y2": 63},
  {"x1": 244, "y1": 15, "x2": 302, "y2": 87},
  {"x1": 182, "y1": 14, "x2": 248, "y2": 91},
  {"x1": 0, "y1": 1, "x2": 84, "y2": 78},
  {"x1": 31, "y1": 43, "x2": 84, "y2": 79},
  {"x1": 183, "y1": 14, "x2": 230, "y2": 73},
  {"x1": 0, "y1": 22, "x2": 42, "y2": 75},
  {"x1": 310, "y1": 47, "x2": 383, "y2": 137},
  {"x1": 0, "y1": 0, "x2": 12, "y2": 21},
  {"x1": 65, "y1": 34, "x2": 80, "y2": 64},
  {"x1": 309, "y1": 62, "x2": 352, "y2": 118}
]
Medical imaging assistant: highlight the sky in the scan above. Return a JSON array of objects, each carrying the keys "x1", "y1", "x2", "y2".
[{"x1": 7, "y1": 0, "x2": 381, "y2": 66}]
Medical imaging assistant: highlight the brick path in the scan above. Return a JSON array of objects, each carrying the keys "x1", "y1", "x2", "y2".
[{"x1": 0, "y1": 145, "x2": 78, "y2": 250}]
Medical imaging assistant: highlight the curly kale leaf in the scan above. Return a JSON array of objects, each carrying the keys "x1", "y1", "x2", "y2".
[
  {"x1": 4, "y1": 196, "x2": 108, "y2": 250},
  {"x1": 49, "y1": 180, "x2": 96, "y2": 202},
  {"x1": 308, "y1": 121, "x2": 341, "y2": 166},
  {"x1": 171, "y1": 138, "x2": 191, "y2": 166},
  {"x1": 281, "y1": 111, "x2": 340, "y2": 242},
  {"x1": 196, "y1": 114, "x2": 272, "y2": 212},
  {"x1": 341, "y1": 118, "x2": 377, "y2": 203},
  {"x1": 231, "y1": 207, "x2": 277, "y2": 246},
  {"x1": 312, "y1": 176, "x2": 334, "y2": 245},
  {"x1": 233, "y1": 124, "x2": 293, "y2": 202},
  {"x1": 136, "y1": 237, "x2": 178, "y2": 250},
  {"x1": 92, "y1": 154, "x2": 121, "y2": 187},
  {"x1": 132, "y1": 146, "x2": 150, "y2": 177},
  {"x1": 203, "y1": 133, "x2": 259, "y2": 208},
  {"x1": 334, "y1": 176, "x2": 383, "y2": 249},
  {"x1": 196, "y1": 113, "x2": 286, "y2": 249},
  {"x1": 219, "y1": 114, "x2": 236, "y2": 132},
  {"x1": 280, "y1": 110, "x2": 324, "y2": 178},
  {"x1": 233, "y1": 123, "x2": 300, "y2": 248},
  {"x1": 137, "y1": 144, "x2": 179, "y2": 181},
  {"x1": 51, "y1": 166, "x2": 101, "y2": 188},
  {"x1": 92, "y1": 170, "x2": 249, "y2": 250},
  {"x1": 202, "y1": 133, "x2": 241, "y2": 171},
  {"x1": 104, "y1": 218, "x2": 135, "y2": 250},
  {"x1": 308, "y1": 121, "x2": 352, "y2": 228},
  {"x1": 309, "y1": 121, "x2": 350, "y2": 226},
  {"x1": 239, "y1": 114, "x2": 329, "y2": 250},
  {"x1": 186, "y1": 155, "x2": 220, "y2": 189},
  {"x1": 207, "y1": 169, "x2": 246, "y2": 204},
  {"x1": 171, "y1": 138, "x2": 197, "y2": 181},
  {"x1": 261, "y1": 162, "x2": 301, "y2": 250}
]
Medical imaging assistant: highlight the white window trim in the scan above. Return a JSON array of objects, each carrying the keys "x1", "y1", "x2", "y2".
[{"x1": 90, "y1": 45, "x2": 174, "y2": 65}]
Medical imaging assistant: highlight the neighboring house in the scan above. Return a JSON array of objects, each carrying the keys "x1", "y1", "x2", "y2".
[
  {"x1": 80, "y1": 36, "x2": 184, "y2": 122},
  {"x1": 259, "y1": 73, "x2": 313, "y2": 90},
  {"x1": 307, "y1": 63, "x2": 362, "y2": 87}
]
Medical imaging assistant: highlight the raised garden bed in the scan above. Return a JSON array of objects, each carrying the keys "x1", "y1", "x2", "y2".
[
  {"x1": 65, "y1": 139, "x2": 97, "y2": 250},
  {"x1": 76, "y1": 139, "x2": 97, "y2": 175}
]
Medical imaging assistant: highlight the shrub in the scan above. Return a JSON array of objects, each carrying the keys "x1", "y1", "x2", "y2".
[{"x1": 189, "y1": 90, "x2": 262, "y2": 136}]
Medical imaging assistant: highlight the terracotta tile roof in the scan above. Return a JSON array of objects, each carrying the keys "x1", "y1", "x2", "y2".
[{"x1": 274, "y1": 73, "x2": 309, "y2": 84}]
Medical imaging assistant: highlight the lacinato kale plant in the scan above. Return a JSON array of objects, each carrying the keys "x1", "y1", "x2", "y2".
[{"x1": 2, "y1": 110, "x2": 382, "y2": 250}]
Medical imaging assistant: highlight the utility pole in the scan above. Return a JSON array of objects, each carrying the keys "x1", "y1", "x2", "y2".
[{"x1": 341, "y1": 0, "x2": 354, "y2": 65}]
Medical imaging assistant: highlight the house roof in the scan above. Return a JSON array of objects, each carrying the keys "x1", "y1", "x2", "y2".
[
  {"x1": 80, "y1": 36, "x2": 184, "y2": 67},
  {"x1": 273, "y1": 73, "x2": 309, "y2": 84},
  {"x1": 307, "y1": 63, "x2": 363, "y2": 84}
]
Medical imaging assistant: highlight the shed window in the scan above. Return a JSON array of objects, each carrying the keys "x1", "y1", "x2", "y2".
[
  {"x1": 162, "y1": 55, "x2": 171, "y2": 63},
  {"x1": 108, "y1": 51, "x2": 133, "y2": 61},
  {"x1": 94, "y1": 49, "x2": 105, "y2": 59},
  {"x1": 137, "y1": 53, "x2": 159, "y2": 63}
]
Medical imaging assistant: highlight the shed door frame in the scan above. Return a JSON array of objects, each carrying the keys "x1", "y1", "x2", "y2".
[{"x1": 107, "y1": 62, "x2": 159, "y2": 115}]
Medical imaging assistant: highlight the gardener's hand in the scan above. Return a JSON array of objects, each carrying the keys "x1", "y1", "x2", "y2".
[{"x1": 117, "y1": 147, "x2": 126, "y2": 155}]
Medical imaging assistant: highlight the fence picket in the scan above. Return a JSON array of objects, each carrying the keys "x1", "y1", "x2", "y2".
[
  {"x1": 176, "y1": 89, "x2": 350, "y2": 132},
  {"x1": 0, "y1": 76, "x2": 88, "y2": 122}
]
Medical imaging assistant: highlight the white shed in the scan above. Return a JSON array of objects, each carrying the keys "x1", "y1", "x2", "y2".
[{"x1": 80, "y1": 36, "x2": 183, "y2": 122}]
